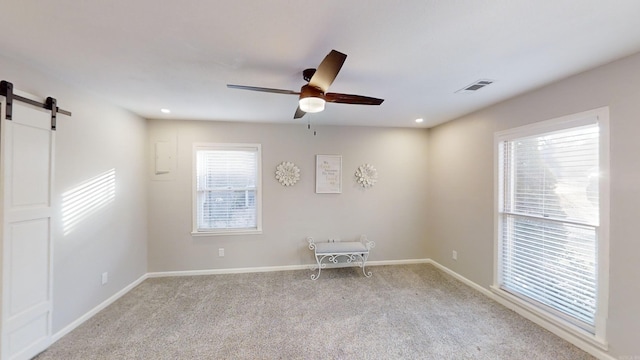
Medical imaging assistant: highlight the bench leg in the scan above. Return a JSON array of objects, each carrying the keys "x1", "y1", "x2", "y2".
[
  {"x1": 311, "y1": 254, "x2": 326, "y2": 280},
  {"x1": 358, "y1": 253, "x2": 372, "y2": 277}
]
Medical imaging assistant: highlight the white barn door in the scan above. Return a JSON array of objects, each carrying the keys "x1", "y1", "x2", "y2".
[{"x1": 1, "y1": 99, "x2": 54, "y2": 360}]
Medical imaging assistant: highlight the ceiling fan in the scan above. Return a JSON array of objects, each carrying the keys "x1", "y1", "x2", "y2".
[{"x1": 227, "y1": 50, "x2": 384, "y2": 119}]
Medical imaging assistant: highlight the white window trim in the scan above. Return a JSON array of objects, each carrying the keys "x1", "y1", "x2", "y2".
[
  {"x1": 492, "y1": 107, "x2": 610, "y2": 349},
  {"x1": 191, "y1": 142, "x2": 262, "y2": 236}
]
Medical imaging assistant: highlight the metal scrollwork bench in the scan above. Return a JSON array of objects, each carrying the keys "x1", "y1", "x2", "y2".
[{"x1": 307, "y1": 235, "x2": 375, "y2": 280}]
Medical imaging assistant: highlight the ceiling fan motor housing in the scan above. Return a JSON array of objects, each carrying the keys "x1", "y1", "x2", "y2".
[
  {"x1": 300, "y1": 84, "x2": 323, "y2": 99},
  {"x1": 302, "y1": 68, "x2": 316, "y2": 82},
  {"x1": 299, "y1": 85, "x2": 325, "y2": 113}
]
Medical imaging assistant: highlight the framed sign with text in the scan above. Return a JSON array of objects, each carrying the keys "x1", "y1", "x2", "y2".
[{"x1": 315, "y1": 155, "x2": 342, "y2": 193}]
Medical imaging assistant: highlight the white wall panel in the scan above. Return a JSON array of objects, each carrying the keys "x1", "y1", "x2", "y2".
[
  {"x1": 10, "y1": 126, "x2": 50, "y2": 208},
  {"x1": 8, "y1": 219, "x2": 49, "y2": 316}
]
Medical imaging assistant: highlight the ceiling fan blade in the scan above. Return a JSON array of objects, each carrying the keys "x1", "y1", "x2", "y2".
[
  {"x1": 324, "y1": 93, "x2": 384, "y2": 105},
  {"x1": 308, "y1": 50, "x2": 347, "y2": 92},
  {"x1": 294, "y1": 106, "x2": 306, "y2": 119},
  {"x1": 227, "y1": 84, "x2": 300, "y2": 95}
]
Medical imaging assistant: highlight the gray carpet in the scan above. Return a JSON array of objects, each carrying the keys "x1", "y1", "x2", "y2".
[{"x1": 35, "y1": 264, "x2": 594, "y2": 359}]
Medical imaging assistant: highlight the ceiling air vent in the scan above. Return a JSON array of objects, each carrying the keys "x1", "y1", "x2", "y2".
[{"x1": 455, "y1": 79, "x2": 495, "y2": 94}]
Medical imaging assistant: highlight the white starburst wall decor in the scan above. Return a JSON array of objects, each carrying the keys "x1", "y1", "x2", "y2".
[
  {"x1": 275, "y1": 161, "x2": 300, "y2": 186},
  {"x1": 355, "y1": 163, "x2": 378, "y2": 188}
]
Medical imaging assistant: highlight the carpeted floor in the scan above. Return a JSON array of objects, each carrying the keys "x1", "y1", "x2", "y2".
[{"x1": 35, "y1": 264, "x2": 594, "y2": 359}]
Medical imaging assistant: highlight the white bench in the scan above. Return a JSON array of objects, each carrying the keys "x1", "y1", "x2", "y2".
[{"x1": 307, "y1": 235, "x2": 375, "y2": 280}]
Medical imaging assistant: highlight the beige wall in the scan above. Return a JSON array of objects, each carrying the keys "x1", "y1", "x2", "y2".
[
  {"x1": 0, "y1": 54, "x2": 148, "y2": 334},
  {"x1": 427, "y1": 52, "x2": 640, "y2": 358},
  {"x1": 147, "y1": 120, "x2": 430, "y2": 271}
]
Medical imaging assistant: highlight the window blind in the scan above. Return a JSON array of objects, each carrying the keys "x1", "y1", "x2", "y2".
[
  {"x1": 196, "y1": 148, "x2": 258, "y2": 231},
  {"x1": 499, "y1": 124, "x2": 599, "y2": 331}
]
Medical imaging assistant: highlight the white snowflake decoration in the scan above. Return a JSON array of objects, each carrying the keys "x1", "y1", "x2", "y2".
[
  {"x1": 355, "y1": 163, "x2": 378, "y2": 188},
  {"x1": 275, "y1": 161, "x2": 300, "y2": 186}
]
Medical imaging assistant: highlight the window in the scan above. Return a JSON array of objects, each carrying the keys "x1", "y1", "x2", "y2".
[
  {"x1": 193, "y1": 143, "x2": 262, "y2": 235},
  {"x1": 495, "y1": 108, "x2": 609, "y2": 344}
]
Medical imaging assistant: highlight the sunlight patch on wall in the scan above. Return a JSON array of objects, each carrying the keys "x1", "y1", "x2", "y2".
[{"x1": 62, "y1": 168, "x2": 116, "y2": 235}]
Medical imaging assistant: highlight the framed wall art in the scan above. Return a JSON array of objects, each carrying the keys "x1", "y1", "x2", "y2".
[{"x1": 315, "y1": 155, "x2": 342, "y2": 193}]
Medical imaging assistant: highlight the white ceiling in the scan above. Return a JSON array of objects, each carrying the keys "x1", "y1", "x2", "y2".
[{"x1": 2, "y1": 1, "x2": 640, "y2": 128}]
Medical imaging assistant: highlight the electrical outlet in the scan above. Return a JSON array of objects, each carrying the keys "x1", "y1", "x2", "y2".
[
  {"x1": 219, "y1": 248, "x2": 225, "y2": 257},
  {"x1": 101, "y1": 272, "x2": 108, "y2": 285},
  {"x1": 452, "y1": 251, "x2": 458, "y2": 261}
]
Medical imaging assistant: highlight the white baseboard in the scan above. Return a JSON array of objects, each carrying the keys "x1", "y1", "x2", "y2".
[
  {"x1": 426, "y1": 259, "x2": 616, "y2": 360},
  {"x1": 51, "y1": 273, "x2": 148, "y2": 343},
  {"x1": 147, "y1": 264, "x2": 310, "y2": 278},
  {"x1": 147, "y1": 258, "x2": 430, "y2": 278},
  {"x1": 425, "y1": 260, "x2": 496, "y2": 297},
  {"x1": 369, "y1": 258, "x2": 431, "y2": 266}
]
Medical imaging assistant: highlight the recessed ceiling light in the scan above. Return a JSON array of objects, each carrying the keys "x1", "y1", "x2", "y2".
[
  {"x1": 161, "y1": 108, "x2": 171, "y2": 114},
  {"x1": 415, "y1": 118, "x2": 424, "y2": 123}
]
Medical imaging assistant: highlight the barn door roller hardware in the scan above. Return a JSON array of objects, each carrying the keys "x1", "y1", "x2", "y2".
[{"x1": 0, "y1": 80, "x2": 72, "y2": 130}]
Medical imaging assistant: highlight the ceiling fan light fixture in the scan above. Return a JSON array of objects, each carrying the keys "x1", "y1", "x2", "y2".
[
  {"x1": 299, "y1": 96, "x2": 325, "y2": 113},
  {"x1": 227, "y1": 50, "x2": 382, "y2": 119}
]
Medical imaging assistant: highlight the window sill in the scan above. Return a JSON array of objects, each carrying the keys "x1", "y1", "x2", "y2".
[
  {"x1": 489, "y1": 285, "x2": 608, "y2": 351},
  {"x1": 191, "y1": 229, "x2": 263, "y2": 237}
]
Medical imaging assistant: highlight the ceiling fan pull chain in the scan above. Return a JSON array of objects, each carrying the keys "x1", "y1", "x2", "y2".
[{"x1": 306, "y1": 116, "x2": 317, "y2": 135}]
